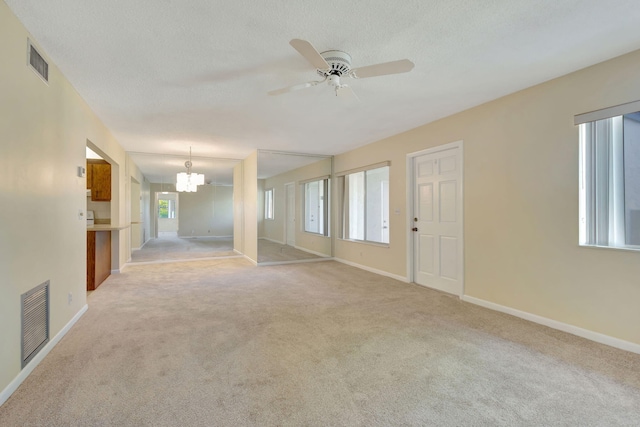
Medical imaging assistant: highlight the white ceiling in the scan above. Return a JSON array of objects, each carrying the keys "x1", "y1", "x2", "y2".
[{"x1": 6, "y1": 0, "x2": 640, "y2": 183}]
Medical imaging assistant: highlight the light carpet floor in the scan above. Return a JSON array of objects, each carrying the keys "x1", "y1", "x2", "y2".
[
  {"x1": 1, "y1": 259, "x2": 639, "y2": 426},
  {"x1": 131, "y1": 236, "x2": 236, "y2": 263}
]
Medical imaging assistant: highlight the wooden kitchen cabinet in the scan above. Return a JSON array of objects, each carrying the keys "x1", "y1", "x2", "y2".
[
  {"x1": 86, "y1": 163, "x2": 92, "y2": 189},
  {"x1": 87, "y1": 230, "x2": 111, "y2": 291},
  {"x1": 86, "y1": 159, "x2": 111, "y2": 201}
]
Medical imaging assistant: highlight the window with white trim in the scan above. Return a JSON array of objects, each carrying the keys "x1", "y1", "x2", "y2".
[
  {"x1": 158, "y1": 199, "x2": 176, "y2": 219},
  {"x1": 338, "y1": 164, "x2": 390, "y2": 244},
  {"x1": 303, "y1": 178, "x2": 329, "y2": 236},
  {"x1": 264, "y1": 188, "x2": 274, "y2": 220},
  {"x1": 579, "y1": 107, "x2": 640, "y2": 249}
]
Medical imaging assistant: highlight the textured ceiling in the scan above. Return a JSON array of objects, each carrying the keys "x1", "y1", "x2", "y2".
[{"x1": 6, "y1": 0, "x2": 640, "y2": 183}]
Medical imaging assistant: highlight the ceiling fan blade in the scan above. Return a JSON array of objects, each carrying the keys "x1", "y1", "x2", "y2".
[
  {"x1": 267, "y1": 81, "x2": 320, "y2": 96},
  {"x1": 336, "y1": 85, "x2": 360, "y2": 102},
  {"x1": 289, "y1": 39, "x2": 330, "y2": 70},
  {"x1": 350, "y1": 59, "x2": 415, "y2": 79}
]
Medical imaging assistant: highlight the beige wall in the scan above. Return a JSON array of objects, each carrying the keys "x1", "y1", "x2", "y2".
[
  {"x1": 0, "y1": 1, "x2": 143, "y2": 395},
  {"x1": 257, "y1": 179, "x2": 265, "y2": 239},
  {"x1": 334, "y1": 49, "x2": 640, "y2": 345},
  {"x1": 178, "y1": 185, "x2": 233, "y2": 237},
  {"x1": 233, "y1": 152, "x2": 258, "y2": 262},
  {"x1": 233, "y1": 162, "x2": 244, "y2": 254},
  {"x1": 127, "y1": 157, "x2": 149, "y2": 251},
  {"x1": 262, "y1": 157, "x2": 332, "y2": 257},
  {"x1": 243, "y1": 152, "x2": 258, "y2": 262}
]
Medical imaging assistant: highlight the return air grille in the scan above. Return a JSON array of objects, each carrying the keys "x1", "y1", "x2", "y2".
[
  {"x1": 21, "y1": 281, "x2": 50, "y2": 368},
  {"x1": 28, "y1": 41, "x2": 49, "y2": 82}
]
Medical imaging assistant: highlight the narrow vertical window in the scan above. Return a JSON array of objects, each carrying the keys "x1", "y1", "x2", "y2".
[{"x1": 265, "y1": 189, "x2": 274, "y2": 220}]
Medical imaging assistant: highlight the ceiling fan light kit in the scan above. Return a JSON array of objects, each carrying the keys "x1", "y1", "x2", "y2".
[{"x1": 268, "y1": 39, "x2": 415, "y2": 98}]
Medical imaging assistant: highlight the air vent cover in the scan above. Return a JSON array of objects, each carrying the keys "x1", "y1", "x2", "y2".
[
  {"x1": 21, "y1": 280, "x2": 50, "y2": 368},
  {"x1": 28, "y1": 41, "x2": 49, "y2": 82}
]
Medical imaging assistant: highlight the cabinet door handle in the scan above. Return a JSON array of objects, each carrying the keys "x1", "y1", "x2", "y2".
[{"x1": 412, "y1": 227, "x2": 418, "y2": 232}]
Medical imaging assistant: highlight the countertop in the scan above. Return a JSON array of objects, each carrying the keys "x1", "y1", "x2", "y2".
[{"x1": 87, "y1": 224, "x2": 131, "y2": 231}]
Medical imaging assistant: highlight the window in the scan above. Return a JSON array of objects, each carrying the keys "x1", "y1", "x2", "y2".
[
  {"x1": 158, "y1": 199, "x2": 176, "y2": 219},
  {"x1": 579, "y1": 107, "x2": 640, "y2": 249},
  {"x1": 339, "y1": 164, "x2": 390, "y2": 244},
  {"x1": 265, "y1": 188, "x2": 274, "y2": 220},
  {"x1": 303, "y1": 178, "x2": 329, "y2": 236}
]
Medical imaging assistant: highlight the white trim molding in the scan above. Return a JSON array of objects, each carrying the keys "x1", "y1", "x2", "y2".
[
  {"x1": 0, "y1": 304, "x2": 89, "y2": 407},
  {"x1": 462, "y1": 295, "x2": 640, "y2": 354},
  {"x1": 574, "y1": 99, "x2": 640, "y2": 125},
  {"x1": 293, "y1": 245, "x2": 331, "y2": 258},
  {"x1": 243, "y1": 255, "x2": 258, "y2": 266},
  {"x1": 334, "y1": 257, "x2": 409, "y2": 283},
  {"x1": 259, "y1": 237, "x2": 285, "y2": 245},
  {"x1": 258, "y1": 257, "x2": 334, "y2": 267}
]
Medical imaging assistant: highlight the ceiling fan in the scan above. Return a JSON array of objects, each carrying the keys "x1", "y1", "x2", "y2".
[{"x1": 268, "y1": 39, "x2": 415, "y2": 98}]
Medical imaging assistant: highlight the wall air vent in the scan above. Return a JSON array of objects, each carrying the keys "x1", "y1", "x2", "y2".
[
  {"x1": 28, "y1": 40, "x2": 49, "y2": 82},
  {"x1": 21, "y1": 280, "x2": 50, "y2": 368}
]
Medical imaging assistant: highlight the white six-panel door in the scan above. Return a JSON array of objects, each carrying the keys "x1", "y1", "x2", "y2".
[{"x1": 413, "y1": 145, "x2": 463, "y2": 295}]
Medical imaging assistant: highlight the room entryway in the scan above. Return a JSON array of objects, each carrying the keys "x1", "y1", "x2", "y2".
[
  {"x1": 157, "y1": 192, "x2": 179, "y2": 238},
  {"x1": 410, "y1": 141, "x2": 464, "y2": 296}
]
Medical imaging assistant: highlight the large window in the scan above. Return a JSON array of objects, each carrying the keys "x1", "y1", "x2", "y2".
[
  {"x1": 264, "y1": 188, "x2": 274, "y2": 220},
  {"x1": 303, "y1": 178, "x2": 329, "y2": 236},
  {"x1": 579, "y1": 108, "x2": 640, "y2": 249},
  {"x1": 339, "y1": 164, "x2": 390, "y2": 244}
]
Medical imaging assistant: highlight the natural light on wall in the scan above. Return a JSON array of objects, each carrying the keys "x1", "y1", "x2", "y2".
[{"x1": 577, "y1": 101, "x2": 640, "y2": 250}]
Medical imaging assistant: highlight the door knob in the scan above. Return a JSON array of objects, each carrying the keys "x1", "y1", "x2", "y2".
[{"x1": 412, "y1": 227, "x2": 418, "y2": 232}]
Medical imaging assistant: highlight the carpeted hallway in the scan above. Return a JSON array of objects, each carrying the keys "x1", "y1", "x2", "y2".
[{"x1": 1, "y1": 259, "x2": 639, "y2": 426}]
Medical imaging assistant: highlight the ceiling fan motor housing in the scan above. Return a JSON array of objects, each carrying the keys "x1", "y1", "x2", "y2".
[{"x1": 317, "y1": 50, "x2": 352, "y2": 77}]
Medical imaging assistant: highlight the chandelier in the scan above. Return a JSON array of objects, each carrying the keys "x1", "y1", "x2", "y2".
[{"x1": 176, "y1": 147, "x2": 205, "y2": 192}]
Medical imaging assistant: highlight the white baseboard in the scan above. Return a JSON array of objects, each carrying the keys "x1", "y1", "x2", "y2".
[
  {"x1": 0, "y1": 304, "x2": 89, "y2": 407},
  {"x1": 232, "y1": 249, "x2": 257, "y2": 265},
  {"x1": 124, "y1": 255, "x2": 243, "y2": 267},
  {"x1": 243, "y1": 255, "x2": 258, "y2": 265},
  {"x1": 293, "y1": 245, "x2": 331, "y2": 258},
  {"x1": 259, "y1": 237, "x2": 285, "y2": 245},
  {"x1": 334, "y1": 258, "x2": 409, "y2": 283},
  {"x1": 461, "y1": 295, "x2": 640, "y2": 355},
  {"x1": 258, "y1": 257, "x2": 334, "y2": 267},
  {"x1": 181, "y1": 235, "x2": 233, "y2": 239}
]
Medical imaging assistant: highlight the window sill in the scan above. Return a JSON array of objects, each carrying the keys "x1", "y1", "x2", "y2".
[
  {"x1": 579, "y1": 244, "x2": 640, "y2": 253},
  {"x1": 338, "y1": 238, "x2": 390, "y2": 248}
]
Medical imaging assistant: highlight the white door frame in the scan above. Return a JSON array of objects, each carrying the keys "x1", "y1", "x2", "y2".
[{"x1": 406, "y1": 140, "x2": 464, "y2": 297}]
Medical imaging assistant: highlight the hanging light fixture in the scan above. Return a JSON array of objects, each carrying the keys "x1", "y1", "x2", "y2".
[{"x1": 176, "y1": 147, "x2": 205, "y2": 192}]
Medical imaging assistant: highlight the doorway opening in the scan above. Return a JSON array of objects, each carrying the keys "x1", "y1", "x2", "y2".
[{"x1": 157, "y1": 192, "x2": 178, "y2": 238}]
